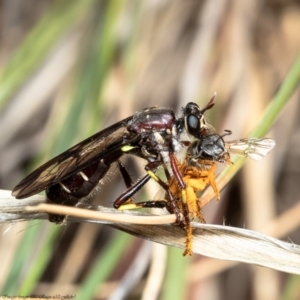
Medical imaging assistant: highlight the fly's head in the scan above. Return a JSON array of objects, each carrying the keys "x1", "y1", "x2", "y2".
[
  {"x1": 177, "y1": 94, "x2": 216, "y2": 143},
  {"x1": 187, "y1": 130, "x2": 232, "y2": 167}
]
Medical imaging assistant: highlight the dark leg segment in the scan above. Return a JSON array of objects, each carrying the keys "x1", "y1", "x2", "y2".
[
  {"x1": 113, "y1": 174, "x2": 151, "y2": 208},
  {"x1": 169, "y1": 152, "x2": 185, "y2": 189},
  {"x1": 114, "y1": 160, "x2": 184, "y2": 225},
  {"x1": 116, "y1": 160, "x2": 133, "y2": 188}
]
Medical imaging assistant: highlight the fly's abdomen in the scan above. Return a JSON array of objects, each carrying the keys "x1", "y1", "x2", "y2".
[{"x1": 46, "y1": 161, "x2": 110, "y2": 223}]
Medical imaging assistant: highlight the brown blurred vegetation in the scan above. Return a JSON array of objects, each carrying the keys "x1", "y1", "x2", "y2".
[{"x1": 0, "y1": 0, "x2": 300, "y2": 299}]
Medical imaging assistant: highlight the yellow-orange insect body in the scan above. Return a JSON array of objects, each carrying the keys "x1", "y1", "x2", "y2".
[
  {"x1": 167, "y1": 153, "x2": 226, "y2": 255},
  {"x1": 166, "y1": 133, "x2": 275, "y2": 256},
  {"x1": 169, "y1": 160, "x2": 219, "y2": 221}
]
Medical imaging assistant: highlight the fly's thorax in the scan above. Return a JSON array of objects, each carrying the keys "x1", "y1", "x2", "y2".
[
  {"x1": 173, "y1": 140, "x2": 188, "y2": 163},
  {"x1": 198, "y1": 121, "x2": 216, "y2": 136}
]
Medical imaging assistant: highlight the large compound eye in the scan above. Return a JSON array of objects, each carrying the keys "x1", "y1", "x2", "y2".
[{"x1": 187, "y1": 114, "x2": 200, "y2": 137}]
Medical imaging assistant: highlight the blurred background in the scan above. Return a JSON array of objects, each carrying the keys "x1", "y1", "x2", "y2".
[{"x1": 1, "y1": 0, "x2": 300, "y2": 299}]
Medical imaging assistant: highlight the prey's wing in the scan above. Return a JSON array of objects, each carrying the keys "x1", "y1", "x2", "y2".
[
  {"x1": 225, "y1": 138, "x2": 275, "y2": 160},
  {"x1": 12, "y1": 116, "x2": 135, "y2": 198}
]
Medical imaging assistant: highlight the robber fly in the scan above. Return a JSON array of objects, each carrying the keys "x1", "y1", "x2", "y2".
[
  {"x1": 12, "y1": 97, "x2": 215, "y2": 223},
  {"x1": 118, "y1": 129, "x2": 275, "y2": 255}
]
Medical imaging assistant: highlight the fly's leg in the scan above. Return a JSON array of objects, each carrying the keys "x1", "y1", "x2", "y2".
[
  {"x1": 169, "y1": 152, "x2": 185, "y2": 189},
  {"x1": 114, "y1": 153, "x2": 186, "y2": 227},
  {"x1": 113, "y1": 173, "x2": 170, "y2": 211},
  {"x1": 169, "y1": 154, "x2": 199, "y2": 255},
  {"x1": 114, "y1": 159, "x2": 192, "y2": 253},
  {"x1": 207, "y1": 165, "x2": 220, "y2": 201},
  {"x1": 119, "y1": 199, "x2": 169, "y2": 210},
  {"x1": 182, "y1": 204, "x2": 193, "y2": 256},
  {"x1": 114, "y1": 160, "x2": 161, "y2": 208},
  {"x1": 184, "y1": 178, "x2": 206, "y2": 223},
  {"x1": 116, "y1": 160, "x2": 133, "y2": 188},
  {"x1": 113, "y1": 174, "x2": 151, "y2": 208},
  {"x1": 113, "y1": 160, "x2": 166, "y2": 209},
  {"x1": 169, "y1": 153, "x2": 189, "y2": 206},
  {"x1": 145, "y1": 161, "x2": 184, "y2": 226},
  {"x1": 114, "y1": 160, "x2": 184, "y2": 226},
  {"x1": 115, "y1": 160, "x2": 136, "y2": 206}
]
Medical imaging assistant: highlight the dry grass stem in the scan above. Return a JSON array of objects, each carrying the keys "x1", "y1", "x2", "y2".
[
  {"x1": 142, "y1": 243, "x2": 167, "y2": 300},
  {"x1": 190, "y1": 199, "x2": 300, "y2": 281},
  {"x1": 1, "y1": 189, "x2": 299, "y2": 275}
]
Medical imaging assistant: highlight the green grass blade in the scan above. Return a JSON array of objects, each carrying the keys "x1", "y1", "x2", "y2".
[
  {"x1": 1, "y1": 223, "x2": 51, "y2": 294},
  {"x1": 160, "y1": 248, "x2": 190, "y2": 300},
  {"x1": 76, "y1": 232, "x2": 132, "y2": 299},
  {"x1": 0, "y1": 0, "x2": 95, "y2": 109},
  {"x1": 18, "y1": 226, "x2": 61, "y2": 295},
  {"x1": 214, "y1": 51, "x2": 300, "y2": 193},
  {"x1": 251, "y1": 51, "x2": 300, "y2": 137}
]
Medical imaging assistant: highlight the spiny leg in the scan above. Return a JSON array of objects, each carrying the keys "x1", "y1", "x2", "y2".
[
  {"x1": 183, "y1": 224, "x2": 193, "y2": 256},
  {"x1": 179, "y1": 176, "x2": 207, "y2": 255},
  {"x1": 115, "y1": 160, "x2": 136, "y2": 206},
  {"x1": 207, "y1": 166, "x2": 220, "y2": 201},
  {"x1": 113, "y1": 174, "x2": 151, "y2": 209},
  {"x1": 181, "y1": 201, "x2": 193, "y2": 256},
  {"x1": 185, "y1": 178, "x2": 207, "y2": 223},
  {"x1": 114, "y1": 160, "x2": 184, "y2": 225},
  {"x1": 113, "y1": 160, "x2": 164, "y2": 209},
  {"x1": 115, "y1": 158, "x2": 193, "y2": 254},
  {"x1": 145, "y1": 163, "x2": 184, "y2": 226},
  {"x1": 116, "y1": 160, "x2": 133, "y2": 189},
  {"x1": 169, "y1": 154, "x2": 198, "y2": 255},
  {"x1": 119, "y1": 199, "x2": 169, "y2": 209},
  {"x1": 169, "y1": 152, "x2": 185, "y2": 189}
]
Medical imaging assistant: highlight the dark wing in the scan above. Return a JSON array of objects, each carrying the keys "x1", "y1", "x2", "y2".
[
  {"x1": 12, "y1": 116, "x2": 134, "y2": 198},
  {"x1": 225, "y1": 138, "x2": 275, "y2": 160}
]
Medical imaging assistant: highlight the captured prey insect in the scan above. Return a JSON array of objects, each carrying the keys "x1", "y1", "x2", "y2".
[
  {"x1": 119, "y1": 131, "x2": 275, "y2": 256},
  {"x1": 166, "y1": 132, "x2": 275, "y2": 255},
  {"x1": 12, "y1": 97, "x2": 216, "y2": 223}
]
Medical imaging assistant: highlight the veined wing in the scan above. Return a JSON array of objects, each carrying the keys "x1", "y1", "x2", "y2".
[
  {"x1": 12, "y1": 116, "x2": 134, "y2": 198},
  {"x1": 225, "y1": 138, "x2": 275, "y2": 160}
]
